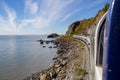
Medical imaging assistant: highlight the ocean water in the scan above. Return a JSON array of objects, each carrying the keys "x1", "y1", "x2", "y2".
[{"x1": 0, "y1": 35, "x2": 56, "y2": 80}]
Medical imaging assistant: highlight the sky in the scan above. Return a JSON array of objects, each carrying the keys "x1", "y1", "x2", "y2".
[{"x1": 0, "y1": 0, "x2": 109, "y2": 35}]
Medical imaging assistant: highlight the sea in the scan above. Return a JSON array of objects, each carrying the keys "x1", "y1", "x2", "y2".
[{"x1": 0, "y1": 35, "x2": 57, "y2": 80}]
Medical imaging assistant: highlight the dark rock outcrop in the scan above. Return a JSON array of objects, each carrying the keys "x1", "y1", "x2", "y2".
[
  {"x1": 66, "y1": 21, "x2": 80, "y2": 36},
  {"x1": 47, "y1": 33, "x2": 59, "y2": 38},
  {"x1": 36, "y1": 39, "x2": 54, "y2": 45}
]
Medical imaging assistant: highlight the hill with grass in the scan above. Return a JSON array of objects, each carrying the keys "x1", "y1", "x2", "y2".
[{"x1": 66, "y1": 3, "x2": 109, "y2": 36}]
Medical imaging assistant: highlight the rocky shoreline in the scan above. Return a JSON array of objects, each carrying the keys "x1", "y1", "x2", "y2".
[{"x1": 24, "y1": 36, "x2": 88, "y2": 80}]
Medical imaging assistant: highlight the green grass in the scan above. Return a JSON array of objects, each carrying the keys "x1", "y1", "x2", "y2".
[
  {"x1": 73, "y1": 17, "x2": 95, "y2": 35},
  {"x1": 75, "y1": 67, "x2": 88, "y2": 76},
  {"x1": 60, "y1": 36, "x2": 84, "y2": 47}
]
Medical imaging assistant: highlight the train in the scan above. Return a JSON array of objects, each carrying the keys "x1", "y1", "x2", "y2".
[
  {"x1": 93, "y1": 0, "x2": 120, "y2": 80},
  {"x1": 73, "y1": 0, "x2": 119, "y2": 80}
]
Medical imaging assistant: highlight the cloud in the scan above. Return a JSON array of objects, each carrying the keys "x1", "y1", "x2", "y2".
[
  {"x1": 24, "y1": 0, "x2": 38, "y2": 15},
  {"x1": 3, "y1": 3, "x2": 16, "y2": 22},
  {"x1": 0, "y1": 3, "x2": 23, "y2": 35},
  {"x1": 0, "y1": 0, "x2": 107, "y2": 35},
  {"x1": 60, "y1": 9, "x2": 80, "y2": 22},
  {"x1": 39, "y1": 0, "x2": 74, "y2": 19},
  {"x1": 60, "y1": 0, "x2": 107, "y2": 22},
  {"x1": 3, "y1": 3, "x2": 17, "y2": 29},
  {"x1": 22, "y1": 0, "x2": 75, "y2": 29},
  {"x1": 0, "y1": 0, "x2": 89, "y2": 35}
]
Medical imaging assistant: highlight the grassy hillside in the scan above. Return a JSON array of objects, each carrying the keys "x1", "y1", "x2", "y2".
[{"x1": 66, "y1": 3, "x2": 109, "y2": 36}]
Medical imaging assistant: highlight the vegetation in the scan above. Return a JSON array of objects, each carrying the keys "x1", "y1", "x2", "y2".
[
  {"x1": 60, "y1": 35, "x2": 84, "y2": 47},
  {"x1": 75, "y1": 67, "x2": 88, "y2": 76},
  {"x1": 71, "y1": 3, "x2": 109, "y2": 35},
  {"x1": 60, "y1": 74, "x2": 66, "y2": 79},
  {"x1": 72, "y1": 17, "x2": 95, "y2": 35},
  {"x1": 99, "y1": 3, "x2": 110, "y2": 13}
]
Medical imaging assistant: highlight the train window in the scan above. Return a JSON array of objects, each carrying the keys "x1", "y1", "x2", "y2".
[{"x1": 96, "y1": 19, "x2": 106, "y2": 67}]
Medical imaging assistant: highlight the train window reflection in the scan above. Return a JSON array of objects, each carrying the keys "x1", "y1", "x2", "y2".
[{"x1": 96, "y1": 19, "x2": 106, "y2": 67}]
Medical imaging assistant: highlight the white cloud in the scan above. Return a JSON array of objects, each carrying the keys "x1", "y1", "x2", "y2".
[
  {"x1": 0, "y1": 0, "x2": 79, "y2": 35},
  {"x1": 22, "y1": 0, "x2": 75, "y2": 29},
  {"x1": 0, "y1": 3, "x2": 23, "y2": 35},
  {"x1": 60, "y1": 0, "x2": 106, "y2": 22},
  {"x1": 60, "y1": 9, "x2": 80, "y2": 22},
  {"x1": 39, "y1": 0, "x2": 74, "y2": 20},
  {"x1": 4, "y1": 4, "x2": 16, "y2": 22},
  {"x1": 24, "y1": 0, "x2": 38, "y2": 15},
  {"x1": 0, "y1": 0, "x2": 106, "y2": 35},
  {"x1": 3, "y1": 3, "x2": 17, "y2": 29}
]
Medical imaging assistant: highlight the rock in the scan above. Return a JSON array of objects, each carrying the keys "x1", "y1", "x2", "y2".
[
  {"x1": 37, "y1": 39, "x2": 44, "y2": 44},
  {"x1": 49, "y1": 70, "x2": 57, "y2": 78},
  {"x1": 60, "y1": 74, "x2": 66, "y2": 79},
  {"x1": 40, "y1": 73, "x2": 52, "y2": 80},
  {"x1": 47, "y1": 33, "x2": 59, "y2": 38},
  {"x1": 54, "y1": 64, "x2": 60, "y2": 68},
  {"x1": 62, "y1": 60, "x2": 67, "y2": 66},
  {"x1": 40, "y1": 41, "x2": 44, "y2": 44},
  {"x1": 56, "y1": 67, "x2": 61, "y2": 73},
  {"x1": 53, "y1": 46, "x2": 57, "y2": 48},
  {"x1": 54, "y1": 60, "x2": 60, "y2": 65},
  {"x1": 66, "y1": 21, "x2": 80, "y2": 36},
  {"x1": 43, "y1": 46, "x2": 46, "y2": 48},
  {"x1": 50, "y1": 64, "x2": 54, "y2": 68},
  {"x1": 51, "y1": 40, "x2": 54, "y2": 43},
  {"x1": 46, "y1": 74, "x2": 52, "y2": 80},
  {"x1": 53, "y1": 57, "x2": 57, "y2": 60},
  {"x1": 36, "y1": 39, "x2": 43, "y2": 42},
  {"x1": 48, "y1": 46, "x2": 52, "y2": 48},
  {"x1": 59, "y1": 70, "x2": 66, "y2": 74},
  {"x1": 46, "y1": 41, "x2": 50, "y2": 44},
  {"x1": 40, "y1": 74, "x2": 47, "y2": 80}
]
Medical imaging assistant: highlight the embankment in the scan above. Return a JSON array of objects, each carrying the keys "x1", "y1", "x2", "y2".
[{"x1": 24, "y1": 36, "x2": 88, "y2": 80}]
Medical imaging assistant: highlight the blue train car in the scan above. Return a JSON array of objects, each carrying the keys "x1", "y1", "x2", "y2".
[
  {"x1": 95, "y1": 0, "x2": 120, "y2": 80},
  {"x1": 104, "y1": 0, "x2": 120, "y2": 80}
]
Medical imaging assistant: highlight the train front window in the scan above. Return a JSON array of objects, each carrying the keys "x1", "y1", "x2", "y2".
[{"x1": 97, "y1": 19, "x2": 106, "y2": 67}]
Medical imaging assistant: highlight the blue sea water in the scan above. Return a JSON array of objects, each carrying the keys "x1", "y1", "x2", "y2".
[{"x1": 0, "y1": 35, "x2": 56, "y2": 80}]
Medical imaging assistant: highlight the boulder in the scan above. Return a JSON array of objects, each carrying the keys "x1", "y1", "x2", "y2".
[
  {"x1": 40, "y1": 73, "x2": 52, "y2": 80},
  {"x1": 47, "y1": 33, "x2": 59, "y2": 38},
  {"x1": 40, "y1": 74, "x2": 47, "y2": 80}
]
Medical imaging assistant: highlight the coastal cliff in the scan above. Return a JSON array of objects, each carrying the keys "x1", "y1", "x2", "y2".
[{"x1": 66, "y1": 3, "x2": 109, "y2": 36}]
